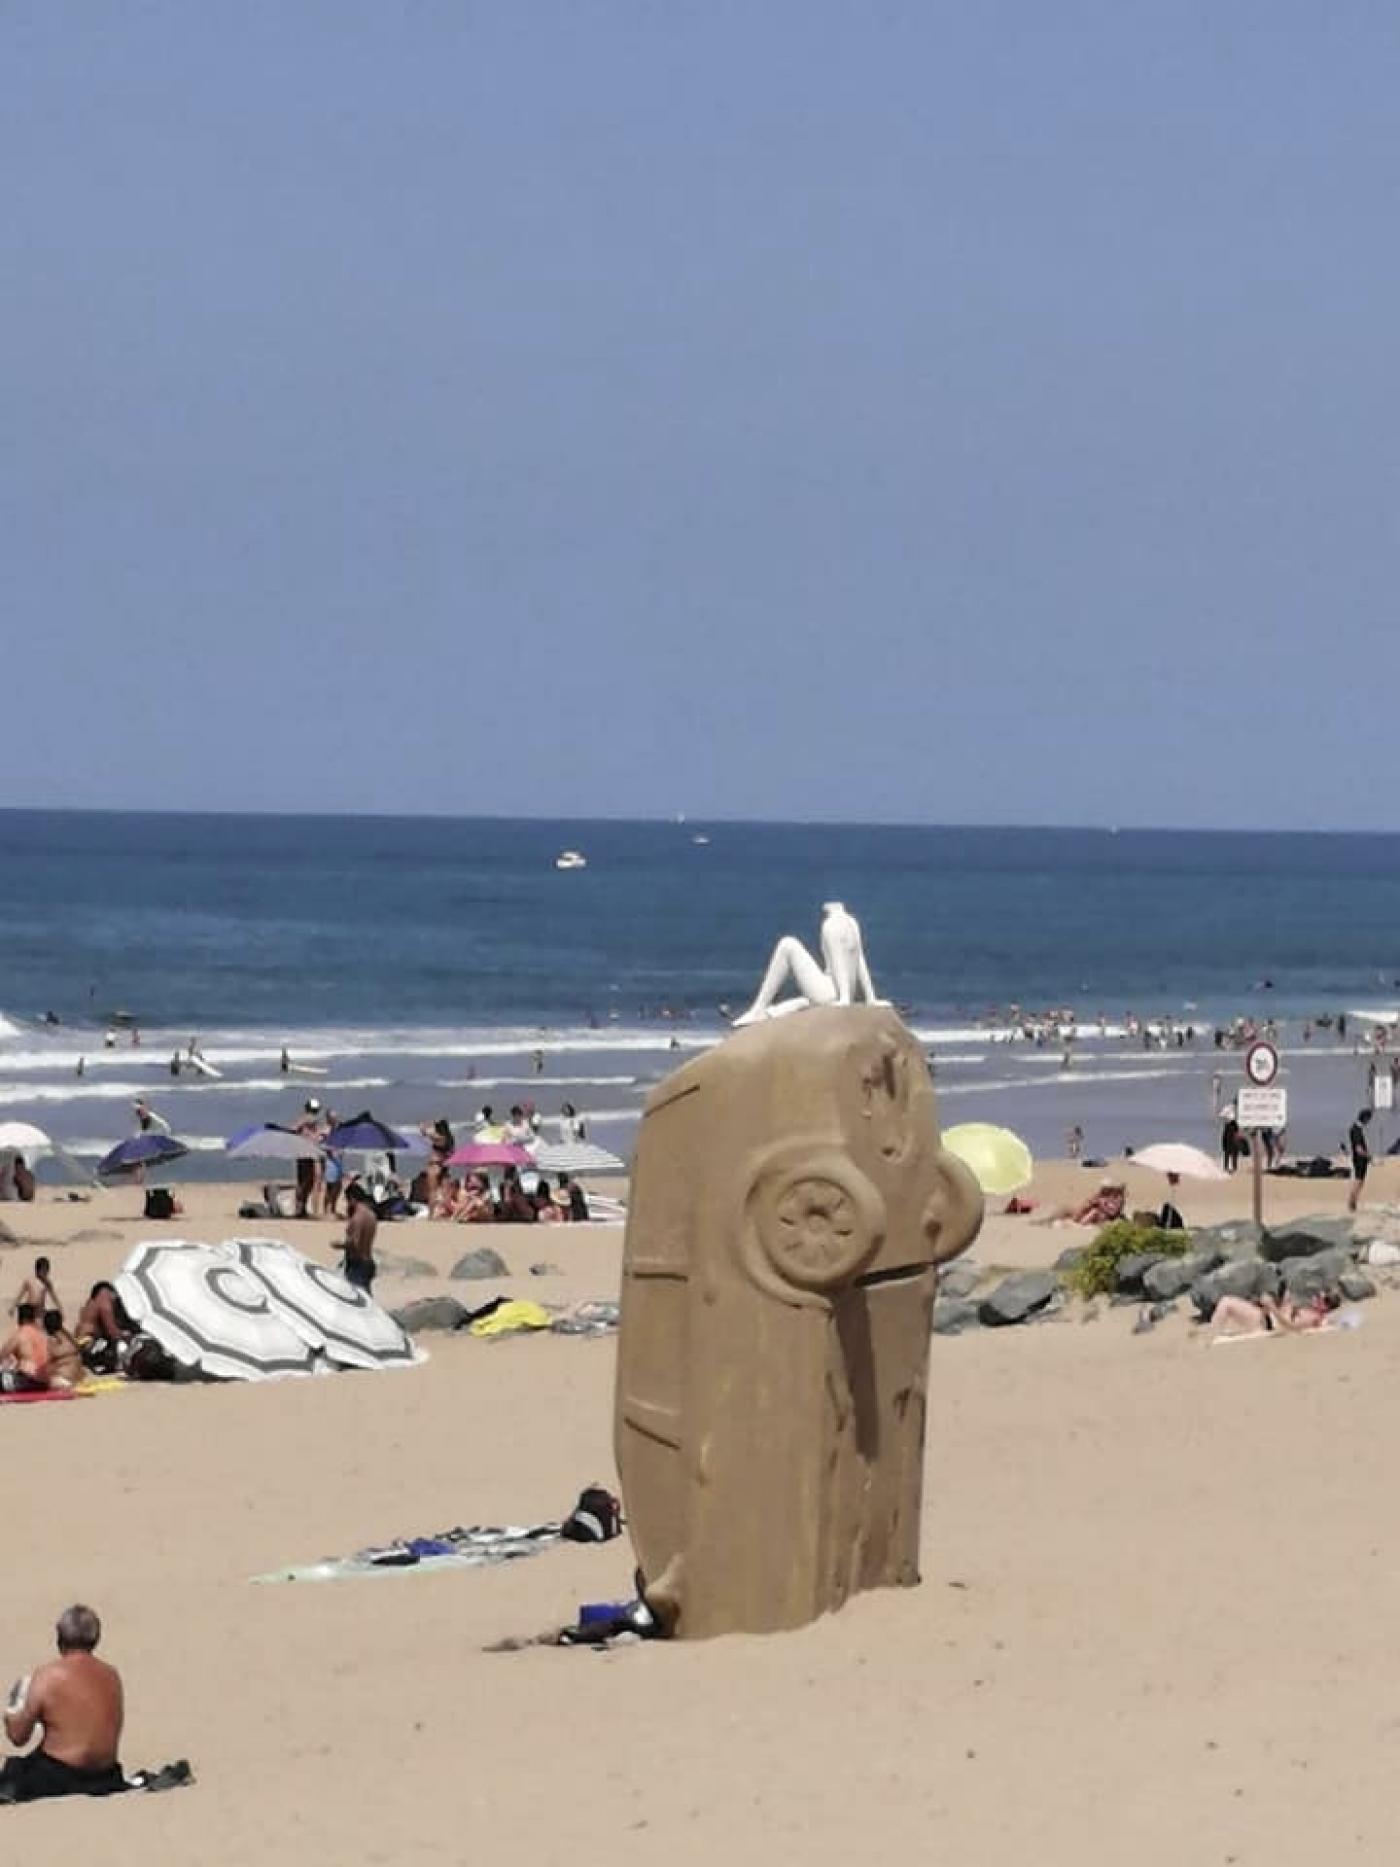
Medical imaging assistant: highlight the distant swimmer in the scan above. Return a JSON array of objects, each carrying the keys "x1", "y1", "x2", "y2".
[
  {"x1": 75, "y1": 1057, "x2": 85, "y2": 1079},
  {"x1": 169, "y1": 1051, "x2": 181, "y2": 1078},
  {"x1": 280, "y1": 1047, "x2": 291, "y2": 1075},
  {"x1": 102, "y1": 1030, "x2": 116, "y2": 1050},
  {"x1": 42, "y1": 1011, "x2": 59, "y2": 1027}
]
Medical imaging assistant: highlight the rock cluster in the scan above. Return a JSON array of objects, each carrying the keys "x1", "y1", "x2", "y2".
[{"x1": 931, "y1": 1210, "x2": 1400, "y2": 1337}]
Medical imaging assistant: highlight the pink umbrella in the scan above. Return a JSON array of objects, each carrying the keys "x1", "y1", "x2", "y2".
[{"x1": 446, "y1": 1141, "x2": 534, "y2": 1168}]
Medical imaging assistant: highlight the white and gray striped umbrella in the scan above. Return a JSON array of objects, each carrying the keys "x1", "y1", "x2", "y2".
[
  {"x1": 117, "y1": 1242, "x2": 319, "y2": 1382},
  {"x1": 531, "y1": 1140, "x2": 626, "y2": 1175},
  {"x1": 233, "y1": 1238, "x2": 421, "y2": 1371}
]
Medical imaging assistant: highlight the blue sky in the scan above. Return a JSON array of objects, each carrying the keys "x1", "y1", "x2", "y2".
[{"x1": 5, "y1": 2, "x2": 1397, "y2": 827}]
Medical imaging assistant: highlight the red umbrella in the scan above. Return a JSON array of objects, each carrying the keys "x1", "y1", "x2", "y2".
[{"x1": 446, "y1": 1141, "x2": 534, "y2": 1169}]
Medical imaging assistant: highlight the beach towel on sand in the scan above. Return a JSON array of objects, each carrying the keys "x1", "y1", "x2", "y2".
[{"x1": 255, "y1": 1522, "x2": 563, "y2": 1584}]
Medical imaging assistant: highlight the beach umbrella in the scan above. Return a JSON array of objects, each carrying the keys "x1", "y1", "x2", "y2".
[
  {"x1": 0, "y1": 1121, "x2": 56, "y2": 1156},
  {"x1": 942, "y1": 1122, "x2": 1034, "y2": 1196},
  {"x1": 116, "y1": 1241, "x2": 318, "y2": 1382},
  {"x1": 98, "y1": 1133, "x2": 189, "y2": 1178},
  {"x1": 446, "y1": 1140, "x2": 534, "y2": 1169},
  {"x1": 225, "y1": 1123, "x2": 324, "y2": 1162},
  {"x1": 531, "y1": 1140, "x2": 626, "y2": 1174},
  {"x1": 1130, "y1": 1142, "x2": 1227, "y2": 1181},
  {"x1": 323, "y1": 1112, "x2": 425, "y2": 1155},
  {"x1": 233, "y1": 1238, "x2": 421, "y2": 1371}
]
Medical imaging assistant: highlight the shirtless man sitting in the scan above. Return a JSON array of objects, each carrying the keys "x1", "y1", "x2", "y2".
[
  {"x1": 0, "y1": 1305, "x2": 49, "y2": 1394},
  {"x1": 75, "y1": 1283, "x2": 133, "y2": 1373},
  {"x1": 0, "y1": 1605, "x2": 125, "y2": 1803}
]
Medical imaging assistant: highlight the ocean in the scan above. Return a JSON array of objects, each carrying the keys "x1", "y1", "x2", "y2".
[{"x1": 0, "y1": 811, "x2": 1394, "y2": 1169}]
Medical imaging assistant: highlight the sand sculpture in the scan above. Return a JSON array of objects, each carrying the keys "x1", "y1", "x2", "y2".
[{"x1": 615, "y1": 1001, "x2": 983, "y2": 1640}]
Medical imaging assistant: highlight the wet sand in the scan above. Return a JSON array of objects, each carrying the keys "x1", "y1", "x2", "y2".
[{"x1": 3, "y1": 1171, "x2": 1399, "y2": 1862}]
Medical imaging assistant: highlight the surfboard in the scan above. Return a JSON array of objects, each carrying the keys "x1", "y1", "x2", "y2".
[
  {"x1": 288, "y1": 1063, "x2": 329, "y2": 1077},
  {"x1": 185, "y1": 1054, "x2": 223, "y2": 1080}
]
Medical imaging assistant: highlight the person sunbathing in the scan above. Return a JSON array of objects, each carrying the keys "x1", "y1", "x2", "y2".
[
  {"x1": 43, "y1": 1313, "x2": 84, "y2": 1390},
  {"x1": 0, "y1": 1305, "x2": 49, "y2": 1393},
  {"x1": 0, "y1": 1606, "x2": 124, "y2": 1803},
  {"x1": 430, "y1": 1175, "x2": 461, "y2": 1221},
  {"x1": 454, "y1": 1174, "x2": 495, "y2": 1224},
  {"x1": 1034, "y1": 1182, "x2": 1126, "y2": 1227},
  {"x1": 75, "y1": 1284, "x2": 134, "y2": 1374},
  {"x1": 1210, "y1": 1291, "x2": 1340, "y2": 1336}
]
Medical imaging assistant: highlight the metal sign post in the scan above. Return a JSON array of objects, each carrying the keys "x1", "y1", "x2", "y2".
[{"x1": 1239, "y1": 1043, "x2": 1284, "y2": 1233}]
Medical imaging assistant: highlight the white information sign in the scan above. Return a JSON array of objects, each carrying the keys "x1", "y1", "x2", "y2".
[
  {"x1": 1374, "y1": 1073, "x2": 1394, "y2": 1112},
  {"x1": 1237, "y1": 1086, "x2": 1287, "y2": 1130}
]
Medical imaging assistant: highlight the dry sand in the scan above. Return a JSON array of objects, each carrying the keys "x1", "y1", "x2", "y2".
[{"x1": 4, "y1": 1166, "x2": 1399, "y2": 1863}]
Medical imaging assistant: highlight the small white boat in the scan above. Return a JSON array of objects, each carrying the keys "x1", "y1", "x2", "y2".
[
  {"x1": 691, "y1": 833, "x2": 710, "y2": 846},
  {"x1": 555, "y1": 850, "x2": 588, "y2": 871}
]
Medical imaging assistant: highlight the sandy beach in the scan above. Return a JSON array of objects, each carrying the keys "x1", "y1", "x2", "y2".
[{"x1": 2, "y1": 1162, "x2": 1397, "y2": 1863}]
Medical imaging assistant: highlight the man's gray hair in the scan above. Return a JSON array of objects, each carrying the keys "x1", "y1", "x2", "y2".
[{"x1": 55, "y1": 1605, "x2": 101, "y2": 1653}]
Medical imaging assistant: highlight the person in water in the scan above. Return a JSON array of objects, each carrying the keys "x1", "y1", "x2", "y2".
[{"x1": 0, "y1": 1605, "x2": 125, "y2": 1803}]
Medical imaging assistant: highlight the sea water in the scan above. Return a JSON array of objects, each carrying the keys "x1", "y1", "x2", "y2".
[{"x1": 0, "y1": 811, "x2": 1394, "y2": 1166}]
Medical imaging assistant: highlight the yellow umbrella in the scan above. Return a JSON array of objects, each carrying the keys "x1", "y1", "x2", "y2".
[{"x1": 942, "y1": 1122, "x2": 1034, "y2": 1196}]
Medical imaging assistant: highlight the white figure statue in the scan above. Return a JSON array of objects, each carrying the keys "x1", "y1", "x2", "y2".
[{"x1": 732, "y1": 902, "x2": 887, "y2": 1026}]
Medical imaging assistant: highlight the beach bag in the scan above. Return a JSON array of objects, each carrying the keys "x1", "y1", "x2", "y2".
[
  {"x1": 561, "y1": 1486, "x2": 622, "y2": 1544},
  {"x1": 143, "y1": 1188, "x2": 175, "y2": 1221}
]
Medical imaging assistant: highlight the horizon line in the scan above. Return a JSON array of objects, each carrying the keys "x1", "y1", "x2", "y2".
[{"x1": 0, "y1": 803, "x2": 1393, "y2": 838}]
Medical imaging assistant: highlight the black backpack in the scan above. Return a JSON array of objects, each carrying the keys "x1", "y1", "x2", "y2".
[{"x1": 560, "y1": 1485, "x2": 622, "y2": 1543}]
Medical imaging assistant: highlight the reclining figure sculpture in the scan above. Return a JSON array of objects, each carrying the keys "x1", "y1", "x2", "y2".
[{"x1": 732, "y1": 901, "x2": 885, "y2": 1025}]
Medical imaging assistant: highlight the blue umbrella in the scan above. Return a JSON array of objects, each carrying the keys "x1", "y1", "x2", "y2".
[
  {"x1": 323, "y1": 1112, "x2": 424, "y2": 1155},
  {"x1": 98, "y1": 1133, "x2": 189, "y2": 1177},
  {"x1": 225, "y1": 1123, "x2": 323, "y2": 1163}
]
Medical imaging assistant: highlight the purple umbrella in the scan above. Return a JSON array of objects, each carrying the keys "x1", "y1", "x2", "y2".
[
  {"x1": 322, "y1": 1112, "x2": 426, "y2": 1155},
  {"x1": 98, "y1": 1133, "x2": 189, "y2": 1177},
  {"x1": 225, "y1": 1123, "x2": 324, "y2": 1163}
]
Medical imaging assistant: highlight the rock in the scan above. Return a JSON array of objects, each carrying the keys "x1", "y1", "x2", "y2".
[
  {"x1": 376, "y1": 1252, "x2": 437, "y2": 1279},
  {"x1": 391, "y1": 1296, "x2": 470, "y2": 1334},
  {"x1": 932, "y1": 1298, "x2": 982, "y2": 1336},
  {"x1": 450, "y1": 1247, "x2": 509, "y2": 1281},
  {"x1": 1260, "y1": 1219, "x2": 1356, "y2": 1264},
  {"x1": 1190, "y1": 1258, "x2": 1280, "y2": 1320},
  {"x1": 1053, "y1": 1245, "x2": 1086, "y2": 1274},
  {"x1": 529, "y1": 1261, "x2": 563, "y2": 1277},
  {"x1": 0, "y1": 1219, "x2": 16, "y2": 1246},
  {"x1": 1113, "y1": 1251, "x2": 1165, "y2": 1295},
  {"x1": 1339, "y1": 1270, "x2": 1377, "y2": 1302},
  {"x1": 1142, "y1": 1258, "x2": 1195, "y2": 1302},
  {"x1": 978, "y1": 1270, "x2": 1057, "y2": 1327},
  {"x1": 938, "y1": 1259, "x2": 982, "y2": 1300},
  {"x1": 1192, "y1": 1221, "x2": 1265, "y2": 1259},
  {"x1": 1278, "y1": 1248, "x2": 1350, "y2": 1301},
  {"x1": 1132, "y1": 1300, "x2": 1176, "y2": 1334}
]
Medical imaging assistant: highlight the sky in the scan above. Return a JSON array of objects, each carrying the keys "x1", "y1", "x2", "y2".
[{"x1": 4, "y1": 1, "x2": 1398, "y2": 828}]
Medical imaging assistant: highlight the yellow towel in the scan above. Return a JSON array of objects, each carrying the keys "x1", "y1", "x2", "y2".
[{"x1": 467, "y1": 1300, "x2": 551, "y2": 1339}]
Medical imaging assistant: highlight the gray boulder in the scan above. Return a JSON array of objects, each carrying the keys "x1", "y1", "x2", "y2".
[
  {"x1": 978, "y1": 1270, "x2": 1057, "y2": 1327},
  {"x1": 938, "y1": 1259, "x2": 982, "y2": 1301},
  {"x1": 1261, "y1": 1219, "x2": 1356, "y2": 1264},
  {"x1": 450, "y1": 1247, "x2": 509, "y2": 1281},
  {"x1": 1339, "y1": 1270, "x2": 1377, "y2": 1302},
  {"x1": 1142, "y1": 1257, "x2": 1196, "y2": 1302},
  {"x1": 1113, "y1": 1251, "x2": 1166, "y2": 1295},
  {"x1": 391, "y1": 1296, "x2": 470, "y2": 1334},
  {"x1": 1278, "y1": 1247, "x2": 1350, "y2": 1301},
  {"x1": 376, "y1": 1251, "x2": 437, "y2": 1279},
  {"x1": 1192, "y1": 1220, "x2": 1265, "y2": 1259},
  {"x1": 1190, "y1": 1258, "x2": 1280, "y2": 1319},
  {"x1": 1053, "y1": 1244, "x2": 1086, "y2": 1274},
  {"x1": 932, "y1": 1298, "x2": 982, "y2": 1336}
]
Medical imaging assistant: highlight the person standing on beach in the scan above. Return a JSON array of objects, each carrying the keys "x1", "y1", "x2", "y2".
[
  {"x1": 1348, "y1": 1109, "x2": 1373, "y2": 1213},
  {"x1": 294, "y1": 1098, "x2": 324, "y2": 1218},
  {"x1": 1220, "y1": 1109, "x2": 1241, "y2": 1174},
  {"x1": 335, "y1": 1186, "x2": 378, "y2": 1291}
]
